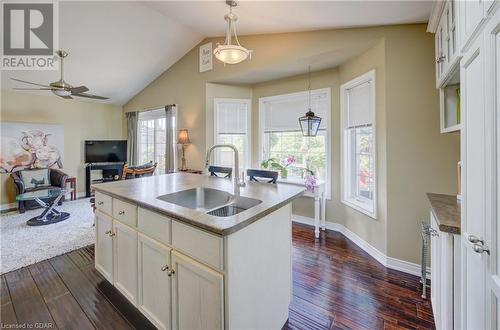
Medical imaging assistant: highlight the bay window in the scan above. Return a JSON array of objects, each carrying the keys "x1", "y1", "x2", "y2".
[
  {"x1": 259, "y1": 88, "x2": 331, "y2": 197},
  {"x1": 341, "y1": 70, "x2": 376, "y2": 218}
]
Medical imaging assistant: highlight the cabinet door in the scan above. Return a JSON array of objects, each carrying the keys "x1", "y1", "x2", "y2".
[
  {"x1": 436, "y1": 22, "x2": 445, "y2": 83},
  {"x1": 460, "y1": 0, "x2": 485, "y2": 49},
  {"x1": 113, "y1": 221, "x2": 138, "y2": 305},
  {"x1": 95, "y1": 210, "x2": 113, "y2": 282},
  {"x1": 430, "y1": 213, "x2": 441, "y2": 328},
  {"x1": 171, "y1": 251, "x2": 223, "y2": 330},
  {"x1": 138, "y1": 234, "x2": 172, "y2": 330}
]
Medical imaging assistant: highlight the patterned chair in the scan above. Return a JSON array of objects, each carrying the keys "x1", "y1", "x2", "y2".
[
  {"x1": 247, "y1": 169, "x2": 279, "y2": 184},
  {"x1": 208, "y1": 166, "x2": 232, "y2": 179},
  {"x1": 11, "y1": 168, "x2": 69, "y2": 213}
]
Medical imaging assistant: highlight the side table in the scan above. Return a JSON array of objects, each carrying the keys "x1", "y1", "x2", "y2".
[{"x1": 66, "y1": 177, "x2": 77, "y2": 200}]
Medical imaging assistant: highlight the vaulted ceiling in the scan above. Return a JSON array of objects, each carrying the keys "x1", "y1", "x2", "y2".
[{"x1": 1, "y1": 1, "x2": 432, "y2": 105}]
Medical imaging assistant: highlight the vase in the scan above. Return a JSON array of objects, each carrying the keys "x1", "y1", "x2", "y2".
[{"x1": 281, "y1": 168, "x2": 288, "y2": 179}]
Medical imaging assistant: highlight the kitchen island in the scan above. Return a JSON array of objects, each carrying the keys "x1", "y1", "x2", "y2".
[{"x1": 92, "y1": 173, "x2": 304, "y2": 330}]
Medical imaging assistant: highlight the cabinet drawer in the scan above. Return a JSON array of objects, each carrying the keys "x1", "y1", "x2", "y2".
[
  {"x1": 113, "y1": 198, "x2": 137, "y2": 227},
  {"x1": 95, "y1": 192, "x2": 112, "y2": 215},
  {"x1": 138, "y1": 208, "x2": 171, "y2": 245},
  {"x1": 172, "y1": 221, "x2": 223, "y2": 270}
]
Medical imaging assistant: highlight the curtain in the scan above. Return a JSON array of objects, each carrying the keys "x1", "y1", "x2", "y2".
[
  {"x1": 126, "y1": 111, "x2": 138, "y2": 166},
  {"x1": 165, "y1": 105, "x2": 176, "y2": 173}
]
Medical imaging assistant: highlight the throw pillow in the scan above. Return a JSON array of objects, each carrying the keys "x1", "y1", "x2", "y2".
[{"x1": 20, "y1": 169, "x2": 50, "y2": 190}]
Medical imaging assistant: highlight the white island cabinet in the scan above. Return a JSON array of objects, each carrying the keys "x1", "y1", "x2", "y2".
[{"x1": 93, "y1": 188, "x2": 295, "y2": 330}]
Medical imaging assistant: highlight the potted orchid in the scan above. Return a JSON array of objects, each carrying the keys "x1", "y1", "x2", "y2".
[
  {"x1": 261, "y1": 156, "x2": 296, "y2": 179},
  {"x1": 303, "y1": 169, "x2": 317, "y2": 193}
]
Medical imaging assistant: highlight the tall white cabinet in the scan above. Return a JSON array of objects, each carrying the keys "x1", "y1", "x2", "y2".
[{"x1": 430, "y1": 1, "x2": 500, "y2": 329}]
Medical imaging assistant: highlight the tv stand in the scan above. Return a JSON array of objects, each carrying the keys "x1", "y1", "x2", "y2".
[{"x1": 85, "y1": 163, "x2": 124, "y2": 197}]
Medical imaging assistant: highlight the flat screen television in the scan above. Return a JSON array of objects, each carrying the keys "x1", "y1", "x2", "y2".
[{"x1": 85, "y1": 140, "x2": 127, "y2": 163}]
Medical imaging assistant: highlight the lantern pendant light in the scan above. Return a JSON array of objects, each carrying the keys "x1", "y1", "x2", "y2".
[
  {"x1": 213, "y1": 0, "x2": 252, "y2": 65},
  {"x1": 299, "y1": 65, "x2": 322, "y2": 137}
]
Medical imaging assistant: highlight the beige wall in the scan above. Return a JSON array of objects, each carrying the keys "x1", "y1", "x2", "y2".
[
  {"x1": 0, "y1": 91, "x2": 123, "y2": 205},
  {"x1": 124, "y1": 24, "x2": 460, "y2": 264}
]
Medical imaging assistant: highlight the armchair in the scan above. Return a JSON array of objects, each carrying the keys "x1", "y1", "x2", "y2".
[{"x1": 11, "y1": 168, "x2": 69, "y2": 213}]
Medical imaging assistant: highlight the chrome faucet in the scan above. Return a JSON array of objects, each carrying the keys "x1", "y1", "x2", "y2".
[{"x1": 205, "y1": 144, "x2": 246, "y2": 195}]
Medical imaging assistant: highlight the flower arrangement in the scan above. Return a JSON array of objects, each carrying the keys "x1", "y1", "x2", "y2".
[{"x1": 261, "y1": 156, "x2": 296, "y2": 178}]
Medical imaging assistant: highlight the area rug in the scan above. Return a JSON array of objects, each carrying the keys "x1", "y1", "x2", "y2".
[{"x1": 1, "y1": 198, "x2": 95, "y2": 274}]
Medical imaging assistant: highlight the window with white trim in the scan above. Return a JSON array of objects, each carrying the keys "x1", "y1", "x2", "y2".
[
  {"x1": 341, "y1": 70, "x2": 376, "y2": 218},
  {"x1": 138, "y1": 108, "x2": 176, "y2": 174},
  {"x1": 259, "y1": 88, "x2": 331, "y2": 197},
  {"x1": 213, "y1": 98, "x2": 251, "y2": 172}
]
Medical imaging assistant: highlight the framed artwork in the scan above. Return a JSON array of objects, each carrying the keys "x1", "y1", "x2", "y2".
[
  {"x1": 0, "y1": 122, "x2": 64, "y2": 173},
  {"x1": 199, "y1": 42, "x2": 213, "y2": 73}
]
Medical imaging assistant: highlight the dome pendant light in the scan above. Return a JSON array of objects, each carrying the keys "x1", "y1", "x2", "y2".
[
  {"x1": 299, "y1": 65, "x2": 322, "y2": 137},
  {"x1": 213, "y1": 0, "x2": 252, "y2": 65}
]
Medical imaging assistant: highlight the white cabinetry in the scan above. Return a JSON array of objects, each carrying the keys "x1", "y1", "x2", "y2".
[
  {"x1": 113, "y1": 220, "x2": 138, "y2": 305},
  {"x1": 171, "y1": 251, "x2": 224, "y2": 330},
  {"x1": 95, "y1": 210, "x2": 113, "y2": 282},
  {"x1": 459, "y1": 0, "x2": 485, "y2": 50},
  {"x1": 430, "y1": 213, "x2": 456, "y2": 330},
  {"x1": 434, "y1": 1, "x2": 461, "y2": 86},
  {"x1": 94, "y1": 192, "x2": 293, "y2": 330},
  {"x1": 138, "y1": 234, "x2": 172, "y2": 330}
]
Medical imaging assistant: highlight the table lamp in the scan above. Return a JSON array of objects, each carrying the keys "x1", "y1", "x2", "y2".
[{"x1": 178, "y1": 129, "x2": 191, "y2": 171}]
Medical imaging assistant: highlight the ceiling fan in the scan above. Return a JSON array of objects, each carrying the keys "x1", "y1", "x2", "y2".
[{"x1": 11, "y1": 50, "x2": 109, "y2": 100}]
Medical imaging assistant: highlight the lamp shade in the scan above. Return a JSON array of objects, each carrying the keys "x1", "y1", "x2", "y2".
[
  {"x1": 177, "y1": 129, "x2": 191, "y2": 144},
  {"x1": 299, "y1": 110, "x2": 322, "y2": 137}
]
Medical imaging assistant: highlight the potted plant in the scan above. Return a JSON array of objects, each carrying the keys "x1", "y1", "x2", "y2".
[{"x1": 261, "y1": 156, "x2": 296, "y2": 179}]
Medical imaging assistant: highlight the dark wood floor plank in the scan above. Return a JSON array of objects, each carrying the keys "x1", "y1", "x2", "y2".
[
  {"x1": 29, "y1": 260, "x2": 93, "y2": 329},
  {"x1": 4, "y1": 268, "x2": 55, "y2": 327},
  {"x1": 79, "y1": 264, "x2": 156, "y2": 330},
  {"x1": 2, "y1": 224, "x2": 434, "y2": 330},
  {"x1": 1, "y1": 275, "x2": 18, "y2": 326},
  {"x1": 49, "y1": 254, "x2": 132, "y2": 330}
]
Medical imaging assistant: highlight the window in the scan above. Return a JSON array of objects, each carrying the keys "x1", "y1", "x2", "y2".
[
  {"x1": 213, "y1": 98, "x2": 251, "y2": 172},
  {"x1": 259, "y1": 88, "x2": 331, "y2": 197},
  {"x1": 138, "y1": 108, "x2": 176, "y2": 174},
  {"x1": 341, "y1": 70, "x2": 376, "y2": 218}
]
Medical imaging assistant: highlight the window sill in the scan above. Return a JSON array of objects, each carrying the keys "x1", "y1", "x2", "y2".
[{"x1": 341, "y1": 198, "x2": 376, "y2": 219}]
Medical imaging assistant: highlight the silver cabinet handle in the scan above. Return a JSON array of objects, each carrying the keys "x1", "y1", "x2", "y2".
[
  {"x1": 167, "y1": 269, "x2": 175, "y2": 277},
  {"x1": 473, "y1": 243, "x2": 490, "y2": 255},
  {"x1": 105, "y1": 230, "x2": 111, "y2": 235},
  {"x1": 161, "y1": 265, "x2": 169, "y2": 272},
  {"x1": 118, "y1": 210, "x2": 125, "y2": 215},
  {"x1": 109, "y1": 232, "x2": 116, "y2": 237},
  {"x1": 429, "y1": 228, "x2": 439, "y2": 237},
  {"x1": 468, "y1": 235, "x2": 484, "y2": 244},
  {"x1": 97, "y1": 201, "x2": 104, "y2": 205},
  {"x1": 436, "y1": 55, "x2": 446, "y2": 63}
]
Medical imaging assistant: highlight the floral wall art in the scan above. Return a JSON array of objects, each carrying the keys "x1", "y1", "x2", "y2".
[{"x1": 0, "y1": 122, "x2": 64, "y2": 173}]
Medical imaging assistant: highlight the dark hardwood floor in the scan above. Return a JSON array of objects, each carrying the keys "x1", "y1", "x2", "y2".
[{"x1": 0, "y1": 224, "x2": 434, "y2": 330}]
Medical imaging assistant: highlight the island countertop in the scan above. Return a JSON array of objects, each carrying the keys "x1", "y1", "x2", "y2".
[
  {"x1": 426, "y1": 193, "x2": 461, "y2": 235},
  {"x1": 92, "y1": 173, "x2": 305, "y2": 236}
]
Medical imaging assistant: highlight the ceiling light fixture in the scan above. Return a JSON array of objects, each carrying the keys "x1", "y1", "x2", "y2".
[
  {"x1": 299, "y1": 65, "x2": 322, "y2": 137},
  {"x1": 213, "y1": 0, "x2": 252, "y2": 65}
]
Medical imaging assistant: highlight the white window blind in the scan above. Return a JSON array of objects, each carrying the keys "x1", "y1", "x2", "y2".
[
  {"x1": 262, "y1": 92, "x2": 328, "y2": 132},
  {"x1": 346, "y1": 81, "x2": 373, "y2": 128},
  {"x1": 214, "y1": 99, "x2": 251, "y2": 171},
  {"x1": 216, "y1": 102, "x2": 247, "y2": 134}
]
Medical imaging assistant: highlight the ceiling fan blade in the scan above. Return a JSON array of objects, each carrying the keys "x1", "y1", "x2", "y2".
[
  {"x1": 70, "y1": 86, "x2": 89, "y2": 94},
  {"x1": 11, "y1": 78, "x2": 51, "y2": 88},
  {"x1": 59, "y1": 95, "x2": 73, "y2": 99},
  {"x1": 13, "y1": 88, "x2": 52, "y2": 90},
  {"x1": 73, "y1": 93, "x2": 109, "y2": 100}
]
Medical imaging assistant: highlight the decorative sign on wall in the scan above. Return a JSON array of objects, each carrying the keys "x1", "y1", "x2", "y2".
[
  {"x1": 0, "y1": 122, "x2": 64, "y2": 173},
  {"x1": 199, "y1": 42, "x2": 213, "y2": 73}
]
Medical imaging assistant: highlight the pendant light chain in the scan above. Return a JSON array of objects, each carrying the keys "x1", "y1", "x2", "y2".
[{"x1": 308, "y1": 65, "x2": 311, "y2": 111}]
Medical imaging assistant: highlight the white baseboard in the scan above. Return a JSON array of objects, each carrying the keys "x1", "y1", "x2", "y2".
[{"x1": 292, "y1": 214, "x2": 430, "y2": 277}]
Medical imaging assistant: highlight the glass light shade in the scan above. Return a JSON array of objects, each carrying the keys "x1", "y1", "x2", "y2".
[
  {"x1": 299, "y1": 110, "x2": 322, "y2": 137},
  {"x1": 52, "y1": 89, "x2": 71, "y2": 97},
  {"x1": 213, "y1": 45, "x2": 250, "y2": 65},
  {"x1": 177, "y1": 129, "x2": 191, "y2": 144}
]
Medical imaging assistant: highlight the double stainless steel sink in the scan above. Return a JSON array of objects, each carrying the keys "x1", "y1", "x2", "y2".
[{"x1": 157, "y1": 187, "x2": 262, "y2": 217}]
